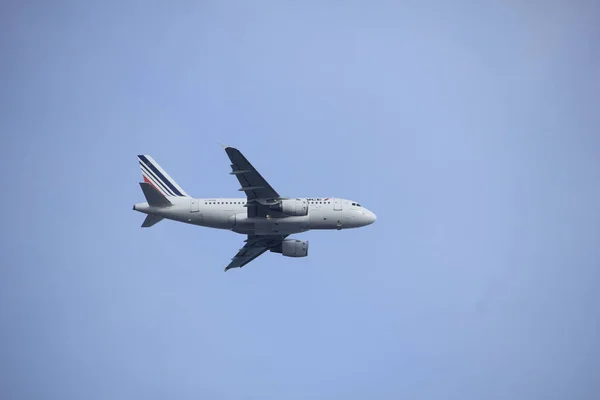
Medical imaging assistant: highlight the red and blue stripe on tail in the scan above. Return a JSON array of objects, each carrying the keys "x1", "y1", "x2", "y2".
[{"x1": 138, "y1": 155, "x2": 189, "y2": 198}]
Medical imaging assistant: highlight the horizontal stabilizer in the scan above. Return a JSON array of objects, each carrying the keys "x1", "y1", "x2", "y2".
[
  {"x1": 139, "y1": 182, "x2": 172, "y2": 207},
  {"x1": 141, "y1": 214, "x2": 163, "y2": 228}
]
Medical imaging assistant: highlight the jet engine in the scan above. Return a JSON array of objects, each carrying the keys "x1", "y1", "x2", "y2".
[
  {"x1": 269, "y1": 199, "x2": 308, "y2": 216},
  {"x1": 271, "y1": 239, "x2": 309, "y2": 258}
]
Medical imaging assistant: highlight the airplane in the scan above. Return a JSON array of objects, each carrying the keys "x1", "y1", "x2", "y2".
[{"x1": 132, "y1": 146, "x2": 376, "y2": 271}]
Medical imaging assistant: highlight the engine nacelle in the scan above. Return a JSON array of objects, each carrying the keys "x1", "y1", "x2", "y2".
[
  {"x1": 269, "y1": 199, "x2": 308, "y2": 216},
  {"x1": 271, "y1": 239, "x2": 309, "y2": 258}
]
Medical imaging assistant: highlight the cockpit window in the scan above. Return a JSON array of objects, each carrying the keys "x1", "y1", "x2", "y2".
[
  {"x1": 357, "y1": 204, "x2": 362, "y2": 207},
  {"x1": 352, "y1": 203, "x2": 356, "y2": 206}
]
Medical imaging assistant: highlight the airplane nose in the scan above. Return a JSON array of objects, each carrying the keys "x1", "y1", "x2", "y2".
[{"x1": 366, "y1": 210, "x2": 376, "y2": 225}]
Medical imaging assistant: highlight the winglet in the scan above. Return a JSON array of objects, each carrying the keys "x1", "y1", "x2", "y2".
[{"x1": 224, "y1": 260, "x2": 239, "y2": 272}]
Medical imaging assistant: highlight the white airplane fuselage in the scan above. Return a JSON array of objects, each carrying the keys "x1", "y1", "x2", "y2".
[
  {"x1": 133, "y1": 149, "x2": 376, "y2": 270},
  {"x1": 134, "y1": 197, "x2": 376, "y2": 236}
]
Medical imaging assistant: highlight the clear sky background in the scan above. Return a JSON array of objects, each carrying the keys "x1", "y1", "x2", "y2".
[{"x1": 1, "y1": 1, "x2": 599, "y2": 399}]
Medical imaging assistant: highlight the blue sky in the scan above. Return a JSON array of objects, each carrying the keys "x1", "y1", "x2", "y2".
[{"x1": 1, "y1": 1, "x2": 599, "y2": 399}]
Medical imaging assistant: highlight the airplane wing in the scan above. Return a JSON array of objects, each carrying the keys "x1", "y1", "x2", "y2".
[
  {"x1": 225, "y1": 234, "x2": 287, "y2": 271},
  {"x1": 224, "y1": 146, "x2": 281, "y2": 217}
]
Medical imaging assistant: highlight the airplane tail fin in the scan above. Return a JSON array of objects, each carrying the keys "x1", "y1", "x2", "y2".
[
  {"x1": 141, "y1": 214, "x2": 164, "y2": 228},
  {"x1": 137, "y1": 155, "x2": 189, "y2": 198},
  {"x1": 139, "y1": 182, "x2": 172, "y2": 207}
]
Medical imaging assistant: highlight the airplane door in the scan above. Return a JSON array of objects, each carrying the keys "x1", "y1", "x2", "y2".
[
  {"x1": 190, "y1": 198, "x2": 199, "y2": 213},
  {"x1": 334, "y1": 198, "x2": 342, "y2": 211}
]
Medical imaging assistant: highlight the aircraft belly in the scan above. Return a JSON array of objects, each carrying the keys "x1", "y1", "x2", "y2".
[
  {"x1": 232, "y1": 213, "x2": 309, "y2": 235},
  {"x1": 199, "y1": 210, "x2": 233, "y2": 229},
  {"x1": 309, "y1": 209, "x2": 338, "y2": 229}
]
